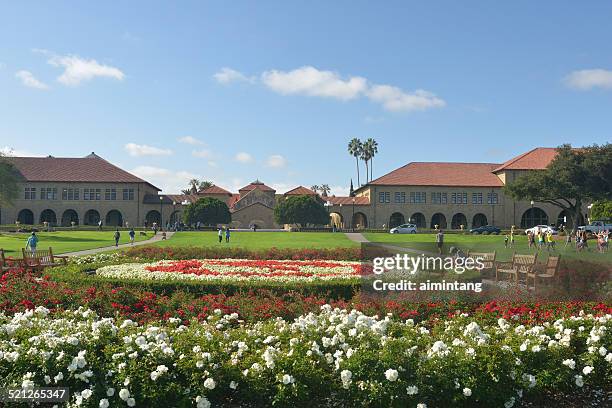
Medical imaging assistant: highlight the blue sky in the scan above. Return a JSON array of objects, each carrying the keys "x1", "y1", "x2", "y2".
[{"x1": 1, "y1": 1, "x2": 611, "y2": 195}]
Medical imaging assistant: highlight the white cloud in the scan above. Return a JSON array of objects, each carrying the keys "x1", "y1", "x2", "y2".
[
  {"x1": 207, "y1": 161, "x2": 218, "y2": 167},
  {"x1": 192, "y1": 149, "x2": 212, "y2": 158},
  {"x1": 564, "y1": 69, "x2": 612, "y2": 90},
  {"x1": 0, "y1": 146, "x2": 44, "y2": 157},
  {"x1": 47, "y1": 54, "x2": 125, "y2": 86},
  {"x1": 235, "y1": 152, "x2": 254, "y2": 163},
  {"x1": 130, "y1": 165, "x2": 199, "y2": 193},
  {"x1": 261, "y1": 66, "x2": 367, "y2": 100},
  {"x1": 213, "y1": 67, "x2": 251, "y2": 84},
  {"x1": 178, "y1": 136, "x2": 204, "y2": 145},
  {"x1": 366, "y1": 85, "x2": 446, "y2": 112},
  {"x1": 124, "y1": 143, "x2": 172, "y2": 157},
  {"x1": 15, "y1": 70, "x2": 49, "y2": 90},
  {"x1": 265, "y1": 154, "x2": 287, "y2": 168},
  {"x1": 329, "y1": 185, "x2": 350, "y2": 197}
]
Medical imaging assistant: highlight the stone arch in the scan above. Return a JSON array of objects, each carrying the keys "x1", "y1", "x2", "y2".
[
  {"x1": 330, "y1": 212, "x2": 343, "y2": 229},
  {"x1": 410, "y1": 212, "x2": 426, "y2": 229},
  {"x1": 169, "y1": 210, "x2": 182, "y2": 225},
  {"x1": 557, "y1": 210, "x2": 573, "y2": 229},
  {"x1": 145, "y1": 210, "x2": 161, "y2": 226},
  {"x1": 61, "y1": 209, "x2": 79, "y2": 226},
  {"x1": 451, "y1": 213, "x2": 467, "y2": 230},
  {"x1": 84, "y1": 210, "x2": 101, "y2": 226},
  {"x1": 430, "y1": 213, "x2": 447, "y2": 229},
  {"x1": 472, "y1": 213, "x2": 488, "y2": 228},
  {"x1": 249, "y1": 219, "x2": 265, "y2": 229},
  {"x1": 105, "y1": 210, "x2": 123, "y2": 227},
  {"x1": 17, "y1": 209, "x2": 34, "y2": 225},
  {"x1": 389, "y1": 212, "x2": 405, "y2": 229},
  {"x1": 521, "y1": 208, "x2": 548, "y2": 228},
  {"x1": 39, "y1": 209, "x2": 57, "y2": 225},
  {"x1": 352, "y1": 212, "x2": 368, "y2": 229}
]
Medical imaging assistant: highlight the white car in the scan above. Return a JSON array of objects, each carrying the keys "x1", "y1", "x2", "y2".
[
  {"x1": 524, "y1": 225, "x2": 558, "y2": 235},
  {"x1": 390, "y1": 223, "x2": 417, "y2": 234}
]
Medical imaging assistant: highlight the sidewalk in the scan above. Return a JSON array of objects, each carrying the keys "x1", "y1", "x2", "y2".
[
  {"x1": 61, "y1": 231, "x2": 175, "y2": 257},
  {"x1": 344, "y1": 232, "x2": 369, "y2": 243}
]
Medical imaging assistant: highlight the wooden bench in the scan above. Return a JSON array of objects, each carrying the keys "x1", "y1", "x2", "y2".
[
  {"x1": 496, "y1": 253, "x2": 538, "y2": 283},
  {"x1": 527, "y1": 255, "x2": 561, "y2": 293},
  {"x1": 21, "y1": 247, "x2": 68, "y2": 269},
  {"x1": 0, "y1": 248, "x2": 15, "y2": 272},
  {"x1": 466, "y1": 251, "x2": 496, "y2": 278}
]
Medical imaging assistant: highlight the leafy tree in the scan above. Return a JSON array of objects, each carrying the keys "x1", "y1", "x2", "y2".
[
  {"x1": 182, "y1": 179, "x2": 214, "y2": 195},
  {"x1": 274, "y1": 195, "x2": 330, "y2": 227},
  {"x1": 504, "y1": 144, "x2": 612, "y2": 233},
  {"x1": 590, "y1": 200, "x2": 612, "y2": 220},
  {"x1": 183, "y1": 197, "x2": 231, "y2": 225},
  {"x1": 0, "y1": 153, "x2": 19, "y2": 206},
  {"x1": 347, "y1": 138, "x2": 363, "y2": 186}
]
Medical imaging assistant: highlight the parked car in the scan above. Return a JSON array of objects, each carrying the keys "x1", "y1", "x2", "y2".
[
  {"x1": 524, "y1": 225, "x2": 558, "y2": 235},
  {"x1": 390, "y1": 223, "x2": 417, "y2": 234},
  {"x1": 578, "y1": 220, "x2": 612, "y2": 233},
  {"x1": 469, "y1": 225, "x2": 501, "y2": 235}
]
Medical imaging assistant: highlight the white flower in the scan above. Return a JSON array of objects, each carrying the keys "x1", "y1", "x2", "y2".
[
  {"x1": 99, "y1": 399, "x2": 109, "y2": 408},
  {"x1": 406, "y1": 385, "x2": 418, "y2": 395},
  {"x1": 504, "y1": 397, "x2": 516, "y2": 408},
  {"x1": 582, "y1": 366, "x2": 594, "y2": 375},
  {"x1": 562, "y1": 359, "x2": 575, "y2": 369},
  {"x1": 204, "y1": 377, "x2": 216, "y2": 390},
  {"x1": 106, "y1": 388, "x2": 115, "y2": 397},
  {"x1": 463, "y1": 387, "x2": 472, "y2": 397},
  {"x1": 196, "y1": 396, "x2": 211, "y2": 408},
  {"x1": 417, "y1": 404, "x2": 427, "y2": 408},
  {"x1": 575, "y1": 375, "x2": 584, "y2": 387},
  {"x1": 127, "y1": 397, "x2": 136, "y2": 407},
  {"x1": 229, "y1": 381, "x2": 238, "y2": 389},
  {"x1": 282, "y1": 374, "x2": 295, "y2": 384},
  {"x1": 384, "y1": 368, "x2": 399, "y2": 382},
  {"x1": 119, "y1": 388, "x2": 130, "y2": 401},
  {"x1": 81, "y1": 389, "x2": 92, "y2": 399}
]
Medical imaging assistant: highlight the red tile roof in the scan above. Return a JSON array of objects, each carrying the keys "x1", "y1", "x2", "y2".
[
  {"x1": 368, "y1": 162, "x2": 504, "y2": 187},
  {"x1": 493, "y1": 148, "x2": 558, "y2": 172},
  {"x1": 199, "y1": 185, "x2": 232, "y2": 195},
  {"x1": 239, "y1": 180, "x2": 275, "y2": 192},
  {"x1": 8, "y1": 153, "x2": 160, "y2": 190},
  {"x1": 284, "y1": 186, "x2": 316, "y2": 196},
  {"x1": 164, "y1": 194, "x2": 199, "y2": 204},
  {"x1": 327, "y1": 196, "x2": 370, "y2": 206},
  {"x1": 228, "y1": 194, "x2": 240, "y2": 208}
]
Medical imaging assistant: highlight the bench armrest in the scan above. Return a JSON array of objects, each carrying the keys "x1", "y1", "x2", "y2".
[{"x1": 496, "y1": 261, "x2": 513, "y2": 269}]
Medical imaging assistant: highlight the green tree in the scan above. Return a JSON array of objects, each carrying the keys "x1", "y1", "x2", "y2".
[
  {"x1": 0, "y1": 153, "x2": 19, "y2": 206},
  {"x1": 590, "y1": 200, "x2": 612, "y2": 220},
  {"x1": 319, "y1": 184, "x2": 331, "y2": 197},
  {"x1": 504, "y1": 144, "x2": 612, "y2": 233},
  {"x1": 182, "y1": 179, "x2": 214, "y2": 195},
  {"x1": 183, "y1": 197, "x2": 231, "y2": 225},
  {"x1": 363, "y1": 138, "x2": 378, "y2": 182},
  {"x1": 274, "y1": 195, "x2": 330, "y2": 227},
  {"x1": 347, "y1": 138, "x2": 363, "y2": 186}
]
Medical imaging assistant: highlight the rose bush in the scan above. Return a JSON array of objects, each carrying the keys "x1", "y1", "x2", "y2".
[{"x1": 0, "y1": 306, "x2": 610, "y2": 407}]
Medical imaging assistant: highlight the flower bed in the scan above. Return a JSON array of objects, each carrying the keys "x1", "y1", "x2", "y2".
[
  {"x1": 0, "y1": 306, "x2": 610, "y2": 407},
  {"x1": 96, "y1": 259, "x2": 364, "y2": 284}
]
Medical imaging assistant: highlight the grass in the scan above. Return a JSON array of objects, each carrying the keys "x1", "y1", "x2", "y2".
[
  {"x1": 0, "y1": 231, "x2": 151, "y2": 256},
  {"x1": 363, "y1": 232, "x2": 612, "y2": 263},
  {"x1": 155, "y1": 231, "x2": 358, "y2": 249}
]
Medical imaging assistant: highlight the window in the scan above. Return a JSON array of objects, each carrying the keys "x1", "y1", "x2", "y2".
[
  {"x1": 472, "y1": 192, "x2": 483, "y2": 204},
  {"x1": 62, "y1": 188, "x2": 80, "y2": 200},
  {"x1": 394, "y1": 192, "x2": 406, "y2": 203},
  {"x1": 384, "y1": 192, "x2": 390, "y2": 203},
  {"x1": 432, "y1": 192, "x2": 447, "y2": 204},
  {"x1": 379, "y1": 192, "x2": 385, "y2": 203},
  {"x1": 487, "y1": 192, "x2": 499, "y2": 204},
  {"x1": 105, "y1": 188, "x2": 117, "y2": 200},
  {"x1": 95, "y1": 188, "x2": 101, "y2": 200},
  {"x1": 40, "y1": 187, "x2": 57, "y2": 200},
  {"x1": 451, "y1": 192, "x2": 468, "y2": 204},
  {"x1": 123, "y1": 188, "x2": 135, "y2": 200},
  {"x1": 24, "y1": 187, "x2": 36, "y2": 200},
  {"x1": 410, "y1": 192, "x2": 426, "y2": 204},
  {"x1": 83, "y1": 188, "x2": 100, "y2": 200}
]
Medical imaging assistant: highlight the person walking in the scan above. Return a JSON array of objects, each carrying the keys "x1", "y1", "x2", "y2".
[
  {"x1": 527, "y1": 231, "x2": 534, "y2": 249},
  {"x1": 113, "y1": 229, "x2": 121, "y2": 247},
  {"x1": 509, "y1": 231, "x2": 515, "y2": 248},
  {"x1": 565, "y1": 232, "x2": 572, "y2": 248},
  {"x1": 504, "y1": 234, "x2": 509, "y2": 248},
  {"x1": 435, "y1": 229, "x2": 444, "y2": 255},
  {"x1": 25, "y1": 232, "x2": 39, "y2": 255},
  {"x1": 546, "y1": 230, "x2": 555, "y2": 251},
  {"x1": 218, "y1": 227, "x2": 223, "y2": 243},
  {"x1": 98, "y1": 219, "x2": 103, "y2": 231},
  {"x1": 128, "y1": 228, "x2": 135, "y2": 245},
  {"x1": 225, "y1": 227, "x2": 231, "y2": 243}
]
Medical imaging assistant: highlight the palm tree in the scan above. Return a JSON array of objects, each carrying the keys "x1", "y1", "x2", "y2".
[
  {"x1": 319, "y1": 184, "x2": 331, "y2": 197},
  {"x1": 361, "y1": 140, "x2": 373, "y2": 183},
  {"x1": 310, "y1": 185, "x2": 320, "y2": 194},
  {"x1": 364, "y1": 138, "x2": 378, "y2": 182},
  {"x1": 347, "y1": 138, "x2": 363, "y2": 186},
  {"x1": 188, "y1": 179, "x2": 200, "y2": 194},
  {"x1": 198, "y1": 180, "x2": 214, "y2": 191}
]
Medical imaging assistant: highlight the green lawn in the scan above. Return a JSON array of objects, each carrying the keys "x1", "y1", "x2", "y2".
[
  {"x1": 0, "y1": 231, "x2": 151, "y2": 256},
  {"x1": 155, "y1": 231, "x2": 358, "y2": 249},
  {"x1": 363, "y1": 232, "x2": 612, "y2": 263}
]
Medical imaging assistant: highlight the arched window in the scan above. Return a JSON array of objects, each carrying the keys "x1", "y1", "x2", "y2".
[
  {"x1": 431, "y1": 213, "x2": 447, "y2": 229},
  {"x1": 105, "y1": 210, "x2": 123, "y2": 227},
  {"x1": 352, "y1": 212, "x2": 368, "y2": 229},
  {"x1": 389, "y1": 212, "x2": 405, "y2": 228},
  {"x1": 39, "y1": 209, "x2": 57, "y2": 225},
  {"x1": 145, "y1": 210, "x2": 161, "y2": 226},
  {"x1": 410, "y1": 213, "x2": 426, "y2": 228},
  {"x1": 17, "y1": 209, "x2": 34, "y2": 225},
  {"x1": 61, "y1": 209, "x2": 79, "y2": 226},
  {"x1": 520, "y1": 208, "x2": 548, "y2": 228},
  {"x1": 84, "y1": 210, "x2": 101, "y2": 225},
  {"x1": 451, "y1": 213, "x2": 467, "y2": 229},
  {"x1": 472, "y1": 213, "x2": 488, "y2": 228}
]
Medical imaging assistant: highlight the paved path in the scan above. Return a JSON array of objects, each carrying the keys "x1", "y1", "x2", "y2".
[
  {"x1": 61, "y1": 231, "x2": 175, "y2": 257},
  {"x1": 344, "y1": 232, "x2": 370, "y2": 243}
]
